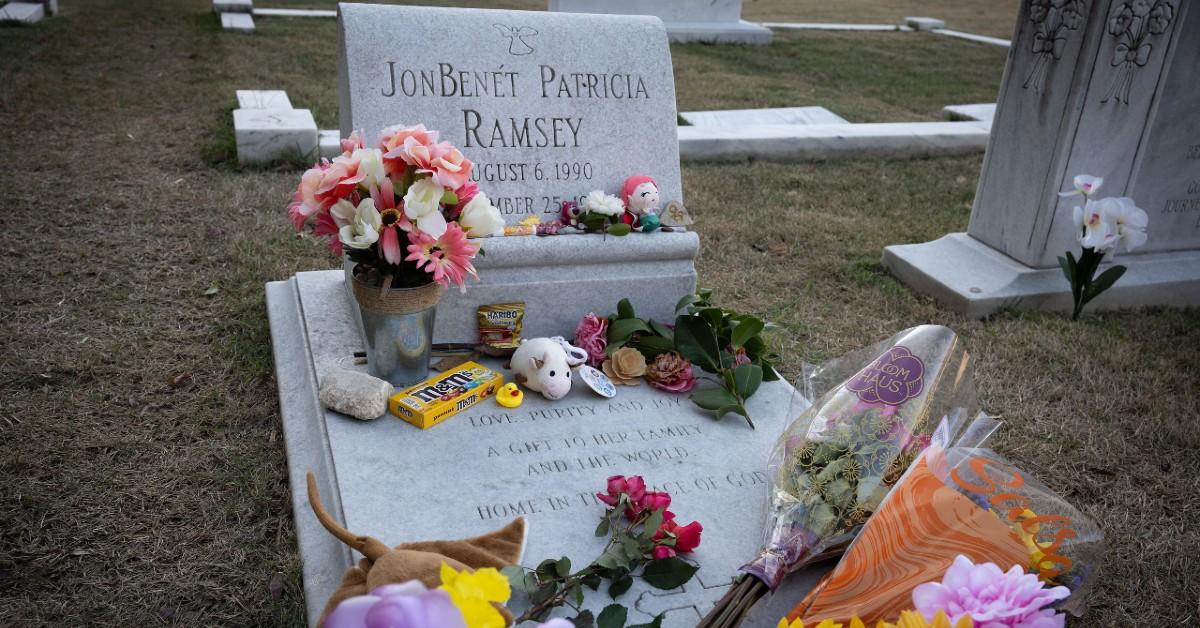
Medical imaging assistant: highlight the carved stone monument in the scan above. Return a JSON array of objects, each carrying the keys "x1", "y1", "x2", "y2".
[
  {"x1": 337, "y1": 3, "x2": 699, "y2": 342},
  {"x1": 884, "y1": 0, "x2": 1200, "y2": 317}
]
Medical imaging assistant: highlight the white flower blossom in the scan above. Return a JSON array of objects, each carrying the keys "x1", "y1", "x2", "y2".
[
  {"x1": 458, "y1": 192, "x2": 505, "y2": 238},
  {"x1": 403, "y1": 177, "x2": 448, "y2": 238},
  {"x1": 338, "y1": 198, "x2": 382, "y2": 249},
  {"x1": 582, "y1": 190, "x2": 625, "y2": 216}
]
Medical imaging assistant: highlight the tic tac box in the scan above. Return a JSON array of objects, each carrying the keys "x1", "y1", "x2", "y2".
[{"x1": 388, "y1": 362, "x2": 504, "y2": 429}]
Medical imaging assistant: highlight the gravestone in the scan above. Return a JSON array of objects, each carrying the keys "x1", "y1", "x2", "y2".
[
  {"x1": 884, "y1": 0, "x2": 1200, "y2": 317},
  {"x1": 267, "y1": 271, "x2": 824, "y2": 627},
  {"x1": 337, "y1": 3, "x2": 699, "y2": 343},
  {"x1": 547, "y1": 0, "x2": 772, "y2": 45}
]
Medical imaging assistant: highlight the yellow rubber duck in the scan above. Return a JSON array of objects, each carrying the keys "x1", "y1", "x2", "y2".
[{"x1": 496, "y1": 382, "x2": 524, "y2": 408}]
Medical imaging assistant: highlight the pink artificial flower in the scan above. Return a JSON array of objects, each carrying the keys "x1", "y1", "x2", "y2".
[
  {"x1": 450, "y1": 181, "x2": 479, "y2": 220},
  {"x1": 652, "y1": 545, "x2": 676, "y2": 560},
  {"x1": 404, "y1": 223, "x2": 479, "y2": 290},
  {"x1": 731, "y1": 347, "x2": 751, "y2": 367},
  {"x1": 368, "y1": 179, "x2": 411, "y2": 265},
  {"x1": 654, "y1": 519, "x2": 703, "y2": 553},
  {"x1": 315, "y1": 153, "x2": 369, "y2": 203},
  {"x1": 341, "y1": 129, "x2": 366, "y2": 156},
  {"x1": 912, "y1": 555, "x2": 1071, "y2": 628},
  {"x1": 288, "y1": 162, "x2": 337, "y2": 230},
  {"x1": 424, "y1": 142, "x2": 473, "y2": 191},
  {"x1": 313, "y1": 211, "x2": 343, "y2": 255},
  {"x1": 380, "y1": 124, "x2": 439, "y2": 176},
  {"x1": 573, "y1": 314, "x2": 609, "y2": 367},
  {"x1": 645, "y1": 352, "x2": 697, "y2": 394}
]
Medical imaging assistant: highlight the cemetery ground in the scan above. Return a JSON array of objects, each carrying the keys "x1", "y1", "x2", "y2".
[{"x1": 0, "y1": 0, "x2": 1196, "y2": 625}]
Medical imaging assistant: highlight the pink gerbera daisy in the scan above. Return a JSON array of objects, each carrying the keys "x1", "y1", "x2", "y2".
[{"x1": 405, "y1": 223, "x2": 479, "y2": 290}]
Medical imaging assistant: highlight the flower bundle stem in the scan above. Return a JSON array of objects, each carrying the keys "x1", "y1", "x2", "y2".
[{"x1": 697, "y1": 574, "x2": 769, "y2": 628}]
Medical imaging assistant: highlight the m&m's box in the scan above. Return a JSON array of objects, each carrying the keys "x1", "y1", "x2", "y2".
[{"x1": 388, "y1": 361, "x2": 503, "y2": 429}]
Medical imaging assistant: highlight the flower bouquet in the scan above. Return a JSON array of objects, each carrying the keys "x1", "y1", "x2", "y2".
[
  {"x1": 287, "y1": 124, "x2": 505, "y2": 384},
  {"x1": 787, "y1": 416, "x2": 1103, "y2": 625},
  {"x1": 699, "y1": 325, "x2": 981, "y2": 627}
]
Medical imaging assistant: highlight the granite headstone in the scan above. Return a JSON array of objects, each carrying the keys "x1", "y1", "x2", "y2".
[
  {"x1": 335, "y1": 3, "x2": 699, "y2": 344},
  {"x1": 338, "y1": 3, "x2": 683, "y2": 224},
  {"x1": 884, "y1": 0, "x2": 1200, "y2": 316}
]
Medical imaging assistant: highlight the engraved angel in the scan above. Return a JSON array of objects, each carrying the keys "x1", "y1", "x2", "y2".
[{"x1": 493, "y1": 24, "x2": 538, "y2": 56}]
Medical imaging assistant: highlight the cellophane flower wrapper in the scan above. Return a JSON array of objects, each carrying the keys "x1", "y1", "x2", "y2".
[
  {"x1": 741, "y1": 325, "x2": 981, "y2": 590},
  {"x1": 789, "y1": 414, "x2": 1104, "y2": 623}
]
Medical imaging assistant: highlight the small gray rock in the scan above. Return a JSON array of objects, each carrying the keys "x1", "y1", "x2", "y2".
[{"x1": 318, "y1": 369, "x2": 392, "y2": 420}]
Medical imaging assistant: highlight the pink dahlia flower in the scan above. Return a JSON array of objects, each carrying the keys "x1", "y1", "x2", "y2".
[{"x1": 912, "y1": 555, "x2": 1070, "y2": 628}]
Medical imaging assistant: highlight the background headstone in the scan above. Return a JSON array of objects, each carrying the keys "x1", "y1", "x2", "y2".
[
  {"x1": 338, "y1": 3, "x2": 683, "y2": 224},
  {"x1": 547, "y1": 0, "x2": 772, "y2": 45},
  {"x1": 884, "y1": 0, "x2": 1200, "y2": 316}
]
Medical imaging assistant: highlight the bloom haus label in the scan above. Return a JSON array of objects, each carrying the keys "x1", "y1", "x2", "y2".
[{"x1": 846, "y1": 346, "x2": 925, "y2": 406}]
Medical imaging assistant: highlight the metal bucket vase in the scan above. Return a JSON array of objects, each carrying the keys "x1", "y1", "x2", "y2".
[{"x1": 350, "y1": 274, "x2": 444, "y2": 387}]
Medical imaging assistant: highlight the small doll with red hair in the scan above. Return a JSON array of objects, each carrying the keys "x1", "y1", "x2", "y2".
[{"x1": 620, "y1": 175, "x2": 662, "y2": 232}]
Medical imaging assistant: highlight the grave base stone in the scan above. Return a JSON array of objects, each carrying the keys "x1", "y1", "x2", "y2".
[
  {"x1": 213, "y1": 0, "x2": 252, "y2": 13},
  {"x1": 681, "y1": 106, "x2": 848, "y2": 127},
  {"x1": 233, "y1": 108, "x2": 317, "y2": 164},
  {"x1": 547, "y1": 0, "x2": 772, "y2": 44},
  {"x1": 267, "y1": 270, "x2": 827, "y2": 627},
  {"x1": 236, "y1": 89, "x2": 292, "y2": 110},
  {"x1": 905, "y1": 16, "x2": 945, "y2": 31},
  {"x1": 220, "y1": 11, "x2": 254, "y2": 32},
  {"x1": 0, "y1": 2, "x2": 45, "y2": 23}
]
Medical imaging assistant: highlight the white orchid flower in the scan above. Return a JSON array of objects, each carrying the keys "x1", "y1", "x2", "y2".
[
  {"x1": 1059, "y1": 174, "x2": 1103, "y2": 197},
  {"x1": 403, "y1": 177, "x2": 448, "y2": 238},
  {"x1": 330, "y1": 198, "x2": 357, "y2": 228},
  {"x1": 458, "y1": 192, "x2": 505, "y2": 238},
  {"x1": 1075, "y1": 198, "x2": 1118, "y2": 252},
  {"x1": 339, "y1": 197, "x2": 382, "y2": 249},
  {"x1": 355, "y1": 147, "x2": 388, "y2": 190},
  {"x1": 1105, "y1": 196, "x2": 1149, "y2": 252}
]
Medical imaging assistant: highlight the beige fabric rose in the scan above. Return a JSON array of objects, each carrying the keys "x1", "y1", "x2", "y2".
[{"x1": 602, "y1": 347, "x2": 647, "y2": 386}]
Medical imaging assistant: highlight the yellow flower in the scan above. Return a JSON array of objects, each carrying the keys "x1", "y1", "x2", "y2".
[
  {"x1": 877, "y1": 610, "x2": 973, "y2": 628},
  {"x1": 777, "y1": 617, "x2": 866, "y2": 628},
  {"x1": 438, "y1": 562, "x2": 511, "y2": 628}
]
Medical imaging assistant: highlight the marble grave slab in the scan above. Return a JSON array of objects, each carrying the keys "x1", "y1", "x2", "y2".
[{"x1": 268, "y1": 270, "x2": 827, "y2": 627}]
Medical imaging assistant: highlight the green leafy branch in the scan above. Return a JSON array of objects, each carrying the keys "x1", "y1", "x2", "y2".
[
  {"x1": 606, "y1": 290, "x2": 780, "y2": 428},
  {"x1": 503, "y1": 495, "x2": 698, "y2": 627}
]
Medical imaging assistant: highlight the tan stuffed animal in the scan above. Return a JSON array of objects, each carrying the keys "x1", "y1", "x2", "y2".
[{"x1": 306, "y1": 472, "x2": 526, "y2": 625}]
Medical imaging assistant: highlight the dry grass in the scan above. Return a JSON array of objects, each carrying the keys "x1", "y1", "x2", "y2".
[{"x1": 0, "y1": 0, "x2": 1196, "y2": 626}]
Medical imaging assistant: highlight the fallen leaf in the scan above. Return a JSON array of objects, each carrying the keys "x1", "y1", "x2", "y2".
[
  {"x1": 168, "y1": 373, "x2": 192, "y2": 388},
  {"x1": 204, "y1": 286, "x2": 219, "y2": 296},
  {"x1": 269, "y1": 572, "x2": 284, "y2": 600}
]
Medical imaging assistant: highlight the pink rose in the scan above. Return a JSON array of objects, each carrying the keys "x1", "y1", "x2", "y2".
[
  {"x1": 340, "y1": 129, "x2": 366, "y2": 156},
  {"x1": 639, "y1": 491, "x2": 671, "y2": 513},
  {"x1": 652, "y1": 545, "x2": 676, "y2": 560},
  {"x1": 574, "y1": 313, "x2": 609, "y2": 367},
  {"x1": 424, "y1": 142, "x2": 473, "y2": 190},
  {"x1": 654, "y1": 519, "x2": 703, "y2": 553},
  {"x1": 288, "y1": 162, "x2": 335, "y2": 230}
]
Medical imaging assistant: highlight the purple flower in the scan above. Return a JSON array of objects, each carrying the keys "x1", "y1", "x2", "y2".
[
  {"x1": 324, "y1": 581, "x2": 467, "y2": 628},
  {"x1": 912, "y1": 555, "x2": 1071, "y2": 627}
]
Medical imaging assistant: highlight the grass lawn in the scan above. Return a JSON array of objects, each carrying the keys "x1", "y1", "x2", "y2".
[{"x1": 0, "y1": 0, "x2": 1196, "y2": 626}]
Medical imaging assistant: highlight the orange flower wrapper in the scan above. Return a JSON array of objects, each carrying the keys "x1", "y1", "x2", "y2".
[{"x1": 788, "y1": 432, "x2": 1105, "y2": 624}]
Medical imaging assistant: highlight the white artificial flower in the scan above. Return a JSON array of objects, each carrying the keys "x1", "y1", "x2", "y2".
[
  {"x1": 1076, "y1": 198, "x2": 1118, "y2": 252},
  {"x1": 1106, "y1": 196, "x2": 1148, "y2": 252},
  {"x1": 403, "y1": 177, "x2": 448, "y2": 238},
  {"x1": 582, "y1": 190, "x2": 625, "y2": 216},
  {"x1": 458, "y1": 192, "x2": 505, "y2": 238},
  {"x1": 330, "y1": 198, "x2": 357, "y2": 228},
  {"x1": 338, "y1": 198, "x2": 382, "y2": 249},
  {"x1": 355, "y1": 148, "x2": 388, "y2": 190},
  {"x1": 1059, "y1": 174, "x2": 1103, "y2": 197}
]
